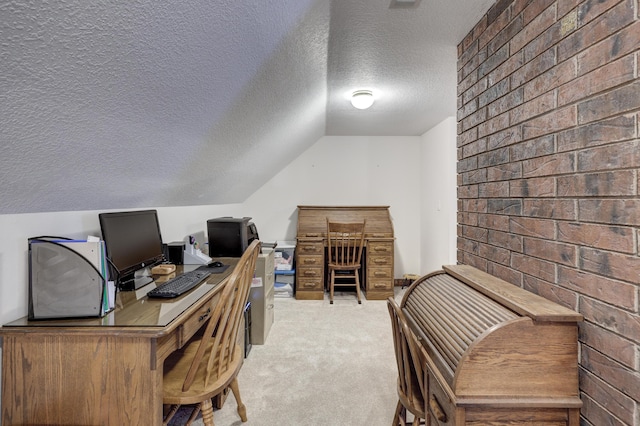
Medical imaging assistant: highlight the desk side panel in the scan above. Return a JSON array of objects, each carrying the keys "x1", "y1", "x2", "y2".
[{"x1": 2, "y1": 333, "x2": 160, "y2": 425}]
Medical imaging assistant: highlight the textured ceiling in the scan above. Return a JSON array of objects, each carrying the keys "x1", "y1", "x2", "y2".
[{"x1": 0, "y1": 0, "x2": 495, "y2": 214}]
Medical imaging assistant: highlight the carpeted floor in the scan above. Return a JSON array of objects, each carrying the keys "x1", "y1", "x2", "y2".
[{"x1": 167, "y1": 288, "x2": 405, "y2": 425}]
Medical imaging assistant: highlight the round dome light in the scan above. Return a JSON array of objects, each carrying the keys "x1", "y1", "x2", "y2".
[{"x1": 350, "y1": 90, "x2": 374, "y2": 110}]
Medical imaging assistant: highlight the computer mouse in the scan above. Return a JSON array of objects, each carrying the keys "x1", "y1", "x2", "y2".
[{"x1": 209, "y1": 261, "x2": 224, "y2": 268}]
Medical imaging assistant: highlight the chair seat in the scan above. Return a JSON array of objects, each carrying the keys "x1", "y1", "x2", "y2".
[{"x1": 163, "y1": 336, "x2": 243, "y2": 405}]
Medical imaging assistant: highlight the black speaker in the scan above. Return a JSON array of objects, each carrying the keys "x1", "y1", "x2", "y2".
[{"x1": 167, "y1": 241, "x2": 185, "y2": 264}]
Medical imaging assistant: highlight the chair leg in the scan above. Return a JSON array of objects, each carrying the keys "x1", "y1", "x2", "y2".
[
  {"x1": 329, "y1": 270, "x2": 335, "y2": 304},
  {"x1": 162, "y1": 404, "x2": 180, "y2": 425},
  {"x1": 229, "y1": 377, "x2": 247, "y2": 422},
  {"x1": 355, "y1": 269, "x2": 362, "y2": 304},
  {"x1": 200, "y1": 399, "x2": 215, "y2": 426},
  {"x1": 392, "y1": 400, "x2": 403, "y2": 425}
]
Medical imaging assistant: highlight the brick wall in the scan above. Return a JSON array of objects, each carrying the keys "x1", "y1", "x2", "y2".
[{"x1": 456, "y1": 0, "x2": 639, "y2": 424}]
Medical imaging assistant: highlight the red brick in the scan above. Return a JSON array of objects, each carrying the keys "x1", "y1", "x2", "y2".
[
  {"x1": 458, "y1": 98, "x2": 479, "y2": 121},
  {"x1": 487, "y1": 51, "x2": 525, "y2": 86},
  {"x1": 487, "y1": 198, "x2": 523, "y2": 215},
  {"x1": 487, "y1": 86, "x2": 524, "y2": 118},
  {"x1": 580, "y1": 247, "x2": 640, "y2": 283},
  {"x1": 487, "y1": 14, "x2": 523, "y2": 56},
  {"x1": 524, "y1": 59, "x2": 575, "y2": 101},
  {"x1": 480, "y1": 2, "x2": 512, "y2": 48},
  {"x1": 509, "y1": 91, "x2": 556, "y2": 126},
  {"x1": 580, "y1": 369, "x2": 637, "y2": 426},
  {"x1": 458, "y1": 184, "x2": 479, "y2": 199},
  {"x1": 478, "y1": 242, "x2": 511, "y2": 265},
  {"x1": 479, "y1": 44, "x2": 511, "y2": 78},
  {"x1": 579, "y1": 391, "x2": 631, "y2": 426},
  {"x1": 556, "y1": 114, "x2": 636, "y2": 152},
  {"x1": 521, "y1": 0, "x2": 556, "y2": 26},
  {"x1": 458, "y1": 38, "x2": 479, "y2": 72},
  {"x1": 560, "y1": 54, "x2": 634, "y2": 106},
  {"x1": 522, "y1": 152, "x2": 575, "y2": 178},
  {"x1": 557, "y1": 170, "x2": 636, "y2": 197},
  {"x1": 523, "y1": 274, "x2": 580, "y2": 310},
  {"x1": 478, "y1": 146, "x2": 510, "y2": 168},
  {"x1": 557, "y1": 1, "x2": 580, "y2": 17},
  {"x1": 488, "y1": 229, "x2": 524, "y2": 252},
  {"x1": 479, "y1": 181, "x2": 509, "y2": 198},
  {"x1": 579, "y1": 199, "x2": 640, "y2": 226},
  {"x1": 478, "y1": 213, "x2": 510, "y2": 231},
  {"x1": 577, "y1": 0, "x2": 627, "y2": 26},
  {"x1": 462, "y1": 137, "x2": 487, "y2": 158},
  {"x1": 510, "y1": 48, "x2": 556, "y2": 88},
  {"x1": 461, "y1": 198, "x2": 488, "y2": 214},
  {"x1": 523, "y1": 198, "x2": 577, "y2": 220},
  {"x1": 488, "y1": 127, "x2": 522, "y2": 150},
  {"x1": 460, "y1": 107, "x2": 488, "y2": 133},
  {"x1": 580, "y1": 321, "x2": 637, "y2": 369},
  {"x1": 487, "y1": 162, "x2": 522, "y2": 182},
  {"x1": 458, "y1": 127, "x2": 479, "y2": 148},
  {"x1": 510, "y1": 216, "x2": 556, "y2": 239},
  {"x1": 462, "y1": 224, "x2": 488, "y2": 242},
  {"x1": 511, "y1": 252, "x2": 556, "y2": 282},
  {"x1": 463, "y1": 169, "x2": 488, "y2": 185},
  {"x1": 577, "y1": 140, "x2": 640, "y2": 172},
  {"x1": 558, "y1": 265, "x2": 637, "y2": 310},
  {"x1": 462, "y1": 76, "x2": 488, "y2": 105},
  {"x1": 577, "y1": 20, "x2": 640, "y2": 75},
  {"x1": 523, "y1": 237, "x2": 576, "y2": 266},
  {"x1": 522, "y1": 105, "x2": 577, "y2": 139},
  {"x1": 509, "y1": 176, "x2": 555, "y2": 197},
  {"x1": 581, "y1": 344, "x2": 640, "y2": 401},
  {"x1": 478, "y1": 111, "x2": 510, "y2": 138},
  {"x1": 510, "y1": 2, "x2": 556, "y2": 53},
  {"x1": 557, "y1": 221, "x2": 635, "y2": 254},
  {"x1": 580, "y1": 297, "x2": 640, "y2": 346},
  {"x1": 510, "y1": 135, "x2": 554, "y2": 161},
  {"x1": 486, "y1": 260, "x2": 523, "y2": 285},
  {"x1": 577, "y1": 81, "x2": 640, "y2": 124},
  {"x1": 558, "y1": 0, "x2": 635, "y2": 62},
  {"x1": 522, "y1": 20, "x2": 563, "y2": 63}
]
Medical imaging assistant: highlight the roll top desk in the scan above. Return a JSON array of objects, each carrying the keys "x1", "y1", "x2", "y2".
[
  {"x1": 401, "y1": 264, "x2": 583, "y2": 425},
  {"x1": 295, "y1": 205, "x2": 395, "y2": 300}
]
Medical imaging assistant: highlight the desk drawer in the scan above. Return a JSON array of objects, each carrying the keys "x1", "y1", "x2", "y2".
[
  {"x1": 297, "y1": 241, "x2": 323, "y2": 255},
  {"x1": 179, "y1": 298, "x2": 217, "y2": 347},
  {"x1": 297, "y1": 276, "x2": 324, "y2": 291},
  {"x1": 428, "y1": 369, "x2": 454, "y2": 426},
  {"x1": 367, "y1": 241, "x2": 393, "y2": 256},
  {"x1": 369, "y1": 255, "x2": 393, "y2": 267},
  {"x1": 298, "y1": 255, "x2": 323, "y2": 267}
]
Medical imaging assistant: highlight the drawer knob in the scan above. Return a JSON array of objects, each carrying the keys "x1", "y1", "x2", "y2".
[
  {"x1": 429, "y1": 395, "x2": 447, "y2": 422},
  {"x1": 198, "y1": 307, "x2": 211, "y2": 322}
]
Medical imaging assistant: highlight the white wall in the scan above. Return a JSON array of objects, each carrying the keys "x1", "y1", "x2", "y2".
[
  {"x1": 243, "y1": 135, "x2": 423, "y2": 277},
  {"x1": 420, "y1": 117, "x2": 458, "y2": 272}
]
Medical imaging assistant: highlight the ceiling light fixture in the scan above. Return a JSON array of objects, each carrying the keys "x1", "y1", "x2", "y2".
[{"x1": 350, "y1": 90, "x2": 375, "y2": 110}]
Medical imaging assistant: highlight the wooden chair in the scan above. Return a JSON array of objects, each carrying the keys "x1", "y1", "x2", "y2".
[
  {"x1": 162, "y1": 240, "x2": 261, "y2": 426},
  {"x1": 387, "y1": 297, "x2": 426, "y2": 426},
  {"x1": 326, "y1": 219, "x2": 366, "y2": 304}
]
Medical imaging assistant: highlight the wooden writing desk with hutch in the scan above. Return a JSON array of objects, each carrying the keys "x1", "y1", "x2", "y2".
[
  {"x1": 295, "y1": 206, "x2": 395, "y2": 301},
  {"x1": 0, "y1": 261, "x2": 237, "y2": 426}
]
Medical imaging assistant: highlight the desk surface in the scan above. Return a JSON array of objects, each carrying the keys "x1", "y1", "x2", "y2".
[
  {"x1": 2, "y1": 261, "x2": 236, "y2": 330},
  {"x1": 0, "y1": 259, "x2": 238, "y2": 426}
]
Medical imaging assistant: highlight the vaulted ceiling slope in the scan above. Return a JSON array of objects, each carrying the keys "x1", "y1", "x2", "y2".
[{"x1": 0, "y1": 0, "x2": 494, "y2": 214}]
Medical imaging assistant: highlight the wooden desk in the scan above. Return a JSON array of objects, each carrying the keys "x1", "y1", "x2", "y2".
[
  {"x1": 295, "y1": 206, "x2": 395, "y2": 300},
  {"x1": 0, "y1": 261, "x2": 236, "y2": 426}
]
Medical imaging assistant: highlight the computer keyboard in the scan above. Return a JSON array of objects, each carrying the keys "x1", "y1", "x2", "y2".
[{"x1": 147, "y1": 270, "x2": 212, "y2": 298}]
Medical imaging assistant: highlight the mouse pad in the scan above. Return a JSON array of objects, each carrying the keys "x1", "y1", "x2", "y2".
[{"x1": 196, "y1": 264, "x2": 230, "y2": 274}]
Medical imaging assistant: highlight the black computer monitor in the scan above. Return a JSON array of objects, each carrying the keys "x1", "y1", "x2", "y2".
[{"x1": 99, "y1": 209, "x2": 165, "y2": 290}]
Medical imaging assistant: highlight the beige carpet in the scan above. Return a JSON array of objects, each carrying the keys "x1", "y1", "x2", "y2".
[{"x1": 168, "y1": 288, "x2": 405, "y2": 425}]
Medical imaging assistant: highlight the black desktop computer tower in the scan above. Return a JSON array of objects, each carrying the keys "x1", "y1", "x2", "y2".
[{"x1": 207, "y1": 217, "x2": 259, "y2": 257}]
